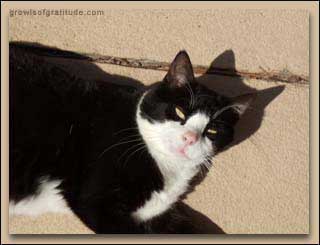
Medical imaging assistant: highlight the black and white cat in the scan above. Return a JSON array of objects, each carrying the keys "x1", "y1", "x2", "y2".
[{"x1": 9, "y1": 42, "x2": 255, "y2": 234}]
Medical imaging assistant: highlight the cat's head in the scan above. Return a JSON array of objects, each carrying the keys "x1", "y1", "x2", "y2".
[{"x1": 137, "y1": 51, "x2": 255, "y2": 168}]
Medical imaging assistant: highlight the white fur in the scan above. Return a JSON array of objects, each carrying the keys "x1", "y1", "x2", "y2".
[
  {"x1": 132, "y1": 165, "x2": 198, "y2": 222},
  {"x1": 9, "y1": 177, "x2": 71, "y2": 216},
  {"x1": 132, "y1": 93, "x2": 213, "y2": 222}
]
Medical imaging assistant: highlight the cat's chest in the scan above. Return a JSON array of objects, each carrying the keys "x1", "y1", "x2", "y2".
[{"x1": 132, "y1": 165, "x2": 198, "y2": 222}]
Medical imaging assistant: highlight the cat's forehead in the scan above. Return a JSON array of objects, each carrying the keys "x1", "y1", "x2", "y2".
[
  {"x1": 169, "y1": 83, "x2": 227, "y2": 106},
  {"x1": 172, "y1": 85, "x2": 228, "y2": 113},
  {"x1": 185, "y1": 112, "x2": 210, "y2": 131}
]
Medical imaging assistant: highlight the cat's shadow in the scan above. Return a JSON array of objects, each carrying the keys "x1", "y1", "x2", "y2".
[
  {"x1": 197, "y1": 50, "x2": 285, "y2": 152},
  {"x1": 23, "y1": 42, "x2": 284, "y2": 234}
]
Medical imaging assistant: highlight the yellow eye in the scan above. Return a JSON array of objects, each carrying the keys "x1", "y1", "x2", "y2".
[
  {"x1": 175, "y1": 107, "x2": 185, "y2": 120},
  {"x1": 207, "y1": 128, "x2": 217, "y2": 134}
]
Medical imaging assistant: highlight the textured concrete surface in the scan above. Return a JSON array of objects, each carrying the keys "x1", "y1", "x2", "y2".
[
  {"x1": 9, "y1": 9, "x2": 308, "y2": 75},
  {"x1": 8, "y1": 9, "x2": 309, "y2": 234},
  {"x1": 9, "y1": 213, "x2": 93, "y2": 234}
]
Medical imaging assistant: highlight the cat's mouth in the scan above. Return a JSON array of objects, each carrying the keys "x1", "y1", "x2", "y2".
[
  {"x1": 168, "y1": 144, "x2": 192, "y2": 160},
  {"x1": 177, "y1": 147, "x2": 190, "y2": 159}
]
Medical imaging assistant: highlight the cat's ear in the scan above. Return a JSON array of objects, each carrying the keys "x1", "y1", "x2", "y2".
[
  {"x1": 165, "y1": 50, "x2": 195, "y2": 87},
  {"x1": 229, "y1": 93, "x2": 257, "y2": 116}
]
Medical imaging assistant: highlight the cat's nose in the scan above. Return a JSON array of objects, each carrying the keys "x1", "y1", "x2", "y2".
[{"x1": 182, "y1": 131, "x2": 198, "y2": 145}]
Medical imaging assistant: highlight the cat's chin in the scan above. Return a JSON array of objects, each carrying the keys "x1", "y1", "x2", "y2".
[
  {"x1": 167, "y1": 150, "x2": 212, "y2": 165},
  {"x1": 168, "y1": 144, "x2": 190, "y2": 159},
  {"x1": 167, "y1": 145, "x2": 213, "y2": 163}
]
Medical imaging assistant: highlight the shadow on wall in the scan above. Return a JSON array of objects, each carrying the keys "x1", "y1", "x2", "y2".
[
  {"x1": 10, "y1": 42, "x2": 284, "y2": 234},
  {"x1": 197, "y1": 50, "x2": 285, "y2": 152}
]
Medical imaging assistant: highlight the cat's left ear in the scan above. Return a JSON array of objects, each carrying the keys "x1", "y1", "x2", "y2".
[
  {"x1": 229, "y1": 93, "x2": 257, "y2": 116},
  {"x1": 165, "y1": 50, "x2": 195, "y2": 87}
]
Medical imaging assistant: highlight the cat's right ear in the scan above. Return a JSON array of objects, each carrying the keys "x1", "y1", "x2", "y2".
[{"x1": 164, "y1": 50, "x2": 195, "y2": 87}]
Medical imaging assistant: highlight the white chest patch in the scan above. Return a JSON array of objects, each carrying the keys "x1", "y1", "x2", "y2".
[
  {"x1": 9, "y1": 177, "x2": 71, "y2": 216},
  {"x1": 132, "y1": 165, "x2": 198, "y2": 222},
  {"x1": 132, "y1": 93, "x2": 206, "y2": 222}
]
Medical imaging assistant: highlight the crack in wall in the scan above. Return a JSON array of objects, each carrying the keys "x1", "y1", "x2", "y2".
[{"x1": 88, "y1": 54, "x2": 309, "y2": 85}]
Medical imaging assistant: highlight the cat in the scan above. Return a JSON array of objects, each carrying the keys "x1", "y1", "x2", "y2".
[{"x1": 9, "y1": 42, "x2": 255, "y2": 234}]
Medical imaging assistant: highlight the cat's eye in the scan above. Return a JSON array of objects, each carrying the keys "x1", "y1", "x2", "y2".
[
  {"x1": 175, "y1": 107, "x2": 185, "y2": 120},
  {"x1": 207, "y1": 128, "x2": 217, "y2": 134}
]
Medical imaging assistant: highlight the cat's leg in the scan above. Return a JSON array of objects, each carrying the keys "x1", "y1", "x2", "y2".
[
  {"x1": 147, "y1": 201, "x2": 225, "y2": 234},
  {"x1": 71, "y1": 201, "x2": 146, "y2": 234}
]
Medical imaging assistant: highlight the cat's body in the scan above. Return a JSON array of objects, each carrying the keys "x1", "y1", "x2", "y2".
[{"x1": 9, "y1": 42, "x2": 254, "y2": 234}]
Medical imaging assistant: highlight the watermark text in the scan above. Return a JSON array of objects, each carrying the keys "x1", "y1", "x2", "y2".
[{"x1": 9, "y1": 9, "x2": 104, "y2": 17}]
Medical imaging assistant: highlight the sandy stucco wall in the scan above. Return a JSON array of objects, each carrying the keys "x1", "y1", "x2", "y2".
[{"x1": 8, "y1": 9, "x2": 309, "y2": 234}]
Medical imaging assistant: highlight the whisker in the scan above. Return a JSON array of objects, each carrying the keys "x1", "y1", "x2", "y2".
[
  {"x1": 203, "y1": 156, "x2": 213, "y2": 171},
  {"x1": 97, "y1": 138, "x2": 143, "y2": 159},
  {"x1": 122, "y1": 145, "x2": 148, "y2": 168},
  {"x1": 113, "y1": 127, "x2": 139, "y2": 136},
  {"x1": 120, "y1": 134, "x2": 143, "y2": 139},
  {"x1": 190, "y1": 84, "x2": 195, "y2": 108},
  {"x1": 200, "y1": 166, "x2": 207, "y2": 178},
  {"x1": 117, "y1": 142, "x2": 146, "y2": 163},
  {"x1": 138, "y1": 146, "x2": 148, "y2": 159},
  {"x1": 184, "y1": 83, "x2": 195, "y2": 109}
]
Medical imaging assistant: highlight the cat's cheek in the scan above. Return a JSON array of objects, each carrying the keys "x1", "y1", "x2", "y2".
[
  {"x1": 157, "y1": 136, "x2": 173, "y2": 156},
  {"x1": 168, "y1": 144, "x2": 176, "y2": 155}
]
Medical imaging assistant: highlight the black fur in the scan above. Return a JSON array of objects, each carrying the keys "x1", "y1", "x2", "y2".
[{"x1": 9, "y1": 42, "x2": 253, "y2": 234}]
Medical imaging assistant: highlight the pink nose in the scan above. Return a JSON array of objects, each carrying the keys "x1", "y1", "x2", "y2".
[{"x1": 182, "y1": 131, "x2": 198, "y2": 145}]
